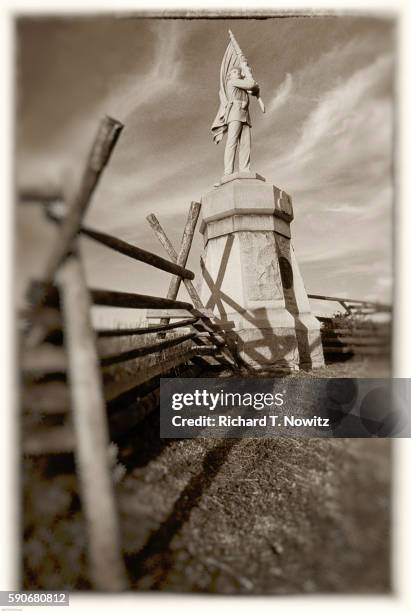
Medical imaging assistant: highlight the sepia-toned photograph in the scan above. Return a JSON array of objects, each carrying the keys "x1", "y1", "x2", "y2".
[{"x1": 14, "y1": 10, "x2": 395, "y2": 596}]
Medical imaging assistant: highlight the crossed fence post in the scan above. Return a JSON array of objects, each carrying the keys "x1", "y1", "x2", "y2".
[
  {"x1": 146, "y1": 210, "x2": 240, "y2": 369},
  {"x1": 26, "y1": 116, "x2": 129, "y2": 591}
]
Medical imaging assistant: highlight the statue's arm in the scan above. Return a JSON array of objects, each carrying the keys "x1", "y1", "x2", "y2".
[
  {"x1": 240, "y1": 58, "x2": 261, "y2": 97},
  {"x1": 230, "y1": 77, "x2": 256, "y2": 90},
  {"x1": 230, "y1": 77, "x2": 260, "y2": 97}
]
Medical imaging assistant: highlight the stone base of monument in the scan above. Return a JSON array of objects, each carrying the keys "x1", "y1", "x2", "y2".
[{"x1": 199, "y1": 172, "x2": 325, "y2": 372}]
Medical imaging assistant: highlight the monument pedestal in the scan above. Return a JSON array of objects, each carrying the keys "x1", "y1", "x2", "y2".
[{"x1": 198, "y1": 172, "x2": 324, "y2": 371}]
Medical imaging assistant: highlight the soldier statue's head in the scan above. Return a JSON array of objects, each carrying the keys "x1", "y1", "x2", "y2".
[{"x1": 230, "y1": 67, "x2": 242, "y2": 79}]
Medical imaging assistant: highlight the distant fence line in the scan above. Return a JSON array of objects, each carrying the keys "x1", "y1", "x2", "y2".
[
  {"x1": 307, "y1": 294, "x2": 391, "y2": 358},
  {"x1": 307, "y1": 293, "x2": 391, "y2": 315}
]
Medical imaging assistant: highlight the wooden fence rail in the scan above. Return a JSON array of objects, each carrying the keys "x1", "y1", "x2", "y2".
[
  {"x1": 46, "y1": 208, "x2": 195, "y2": 280},
  {"x1": 308, "y1": 293, "x2": 391, "y2": 314},
  {"x1": 22, "y1": 331, "x2": 203, "y2": 375},
  {"x1": 99, "y1": 332, "x2": 197, "y2": 367},
  {"x1": 96, "y1": 317, "x2": 200, "y2": 337},
  {"x1": 28, "y1": 281, "x2": 195, "y2": 311}
]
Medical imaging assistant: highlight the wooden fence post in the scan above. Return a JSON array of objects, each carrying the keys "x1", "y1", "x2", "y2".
[
  {"x1": 26, "y1": 116, "x2": 123, "y2": 347},
  {"x1": 44, "y1": 116, "x2": 123, "y2": 282},
  {"x1": 60, "y1": 250, "x2": 128, "y2": 591}
]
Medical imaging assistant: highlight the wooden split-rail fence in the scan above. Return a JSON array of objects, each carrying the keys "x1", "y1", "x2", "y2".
[
  {"x1": 20, "y1": 116, "x2": 239, "y2": 591},
  {"x1": 307, "y1": 294, "x2": 392, "y2": 359}
]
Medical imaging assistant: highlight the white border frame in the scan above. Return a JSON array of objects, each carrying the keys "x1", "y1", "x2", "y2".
[{"x1": 1, "y1": 2, "x2": 410, "y2": 611}]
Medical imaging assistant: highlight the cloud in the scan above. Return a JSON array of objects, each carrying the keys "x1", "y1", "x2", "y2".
[
  {"x1": 287, "y1": 53, "x2": 392, "y2": 166},
  {"x1": 107, "y1": 21, "x2": 188, "y2": 120},
  {"x1": 16, "y1": 20, "x2": 190, "y2": 193},
  {"x1": 323, "y1": 203, "x2": 363, "y2": 214},
  {"x1": 267, "y1": 73, "x2": 293, "y2": 114}
]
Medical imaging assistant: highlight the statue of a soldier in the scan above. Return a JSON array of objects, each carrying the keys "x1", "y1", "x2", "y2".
[{"x1": 211, "y1": 31, "x2": 264, "y2": 184}]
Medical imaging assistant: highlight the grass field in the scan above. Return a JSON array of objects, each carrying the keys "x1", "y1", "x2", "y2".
[
  {"x1": 119, "y1": 436, "x2": 390, "y2": 594},
  {"x1": 23, "y1": 354, "x2": 391, "y2": 594}
]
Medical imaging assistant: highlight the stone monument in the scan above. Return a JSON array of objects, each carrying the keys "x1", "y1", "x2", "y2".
[{"x1": 199, "y1": 32, "x2": 324, "y2": 371}]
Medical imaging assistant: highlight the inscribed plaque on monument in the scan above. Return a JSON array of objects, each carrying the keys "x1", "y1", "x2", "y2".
[{"x1": 239, "y1": 232, "x2": 283, "y2": 302}]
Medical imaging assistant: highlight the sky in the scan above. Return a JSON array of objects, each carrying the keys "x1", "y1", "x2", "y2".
[{"x1": 15, "y1": 14, "x2": 396, "y2": 323}]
